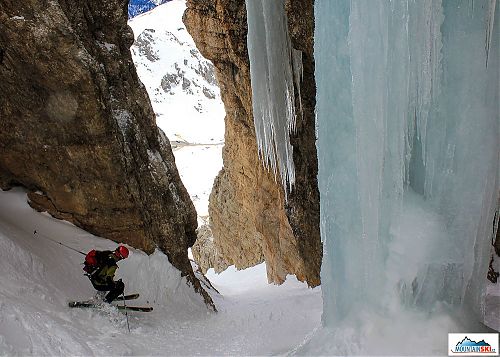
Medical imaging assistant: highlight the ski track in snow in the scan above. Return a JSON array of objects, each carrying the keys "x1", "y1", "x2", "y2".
[{"x1": 0, "y1": 189, "x2": 322, "y2": 355}]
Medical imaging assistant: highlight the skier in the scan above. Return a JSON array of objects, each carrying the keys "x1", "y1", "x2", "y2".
[{"x1": 83, "y1": 246, "x2": 129, "y2": 303}]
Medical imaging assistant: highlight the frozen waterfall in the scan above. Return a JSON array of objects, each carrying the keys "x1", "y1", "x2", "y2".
[
  {"x1": 246, "y1": 0, "x2": 498, "y2": 354},
  {"x1": 315, "y1": 0, "x2": 498, "y2": 323},
  {"x1": 315, "y1": 0, "x2": 498, "y2": 341},
  {"x1": 245, "y1": 0, "x2": 298, "y2": 193}
]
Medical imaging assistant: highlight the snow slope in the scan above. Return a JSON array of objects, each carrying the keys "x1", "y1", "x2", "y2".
[
  {"x1": 128, "y1": 0, "x2": 224, "y2": 144},
  {"x1": 128, "y1": 0, "x2": 225, "y2": 221},
  {"x1": 0, "y1": 188, "x2": 321, "y2": 355}
]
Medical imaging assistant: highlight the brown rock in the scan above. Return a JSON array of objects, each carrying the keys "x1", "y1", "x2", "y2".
[
  {"x1": 0, "y1": 0, "x2": 214, "y2": 308},
  {"x1": 184, "y1": 0, "x2": 321, "y2": 286},
  {"x1": 285, "y1": 0, "x2": 322, "y2": 287},
  {"x1": 191, "y1": 223, "x2": 230, "y2": 274}
]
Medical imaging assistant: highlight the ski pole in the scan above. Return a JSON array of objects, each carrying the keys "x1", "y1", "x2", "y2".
[
  {"x1": 123, "y1": 291, "x2": 130, "y2": 333},
  {"x1": 33, "y1": 230, "x2": 86, "y2": 255}
]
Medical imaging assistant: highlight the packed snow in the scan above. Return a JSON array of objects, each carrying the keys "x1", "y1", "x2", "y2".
[{"x1": 0, "y1": 189, "x2": 322, "y2": 355}]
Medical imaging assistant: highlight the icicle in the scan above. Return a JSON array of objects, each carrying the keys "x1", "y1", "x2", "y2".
[
  {"x1": 292, "y1": 49, "x2": 303, "y2": 125},
  {"x1": 407, "y1": 0, "x2": 443, "y2": 171},
  {"x1": 486, "y1": 0, "x2": 496, "y2": 68},
  {"x1": 315, "y1": 0, "x2": 499, "y2": 333},
  {"x1": 245, "y1": 0, "x2": 297, "y2": 195}
]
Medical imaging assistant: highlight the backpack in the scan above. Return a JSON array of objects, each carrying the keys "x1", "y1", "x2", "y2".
[
  {"x1": 83, "y1": 249, "x2": 98, "y2": 275},
  {"x1": 84, "y1": 249, "x2": 112, "y2": 275},
  {"x1": 83, "y1": 249, "x2": 115, "y2": 276}
]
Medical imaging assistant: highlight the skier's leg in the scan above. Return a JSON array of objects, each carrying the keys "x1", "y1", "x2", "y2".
[
  {"x1": 94, "y1": 291, "x2": 107, "y2": 301},
  {"x1": 90, "y1": 279, "x2": 113, "y2": 302},
  {"x1": 104, "y1": 280, "x2": 124, "y2": 303}
]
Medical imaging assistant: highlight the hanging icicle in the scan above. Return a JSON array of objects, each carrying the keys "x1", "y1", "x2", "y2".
[
  {"x1": 245, "y1": 0, "x2": 300, "y2": 195},
  {"x1": 486, "y1": 0, "x2": 497, "y2": 67}
]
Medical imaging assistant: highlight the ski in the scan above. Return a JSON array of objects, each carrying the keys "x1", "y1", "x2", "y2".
[
  {"x1": 68, "y1": 293, "x2": 139, "y2": 307},
  {"x1": 68, "y1": 301, "x2": 153, "y2": 312},
  {"x1": 117, "y1": 305, "x2": 153, "y2": 312},
  {"x1": 115, "y1": 293, "x2": 140, "y2": 301},
  {"x1": 68, "y1": 300, "x2": 94, "y2": 308}
]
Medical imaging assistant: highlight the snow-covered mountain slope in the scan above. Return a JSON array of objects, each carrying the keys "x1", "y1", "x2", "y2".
[
  {"x1": 0, "y1": 188, "x2": 321, "y2": 355},
  {"x1": 129, "y1": 0, "x2": 224, "y2": 144},
  {"x1": 128, "y1": 0, "x2": 224, "y2": 220}
]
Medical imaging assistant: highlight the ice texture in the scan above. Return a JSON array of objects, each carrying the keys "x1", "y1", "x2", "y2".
[
  {"x1": 245, "y1": 0, "x2": 298, "y2": 193},
  {"x1": 315, "y1": 0, "x2": 499, "y2": 332}
]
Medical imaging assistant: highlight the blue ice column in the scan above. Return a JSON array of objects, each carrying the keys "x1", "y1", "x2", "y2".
[{"x1": 315, "y1": 0, "x2": 499, "y2": 325}]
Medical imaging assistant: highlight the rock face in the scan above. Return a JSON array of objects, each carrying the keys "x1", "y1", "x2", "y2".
[
  {"x1": 191, "y1": 223, "x2": 228, "y2": 274},
  {"x1": 0, "y1": 0, "x2": 213, "y2": 308},
  {"x1": 184, "y1": 0, "x2": 321, "y2": 286}
]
